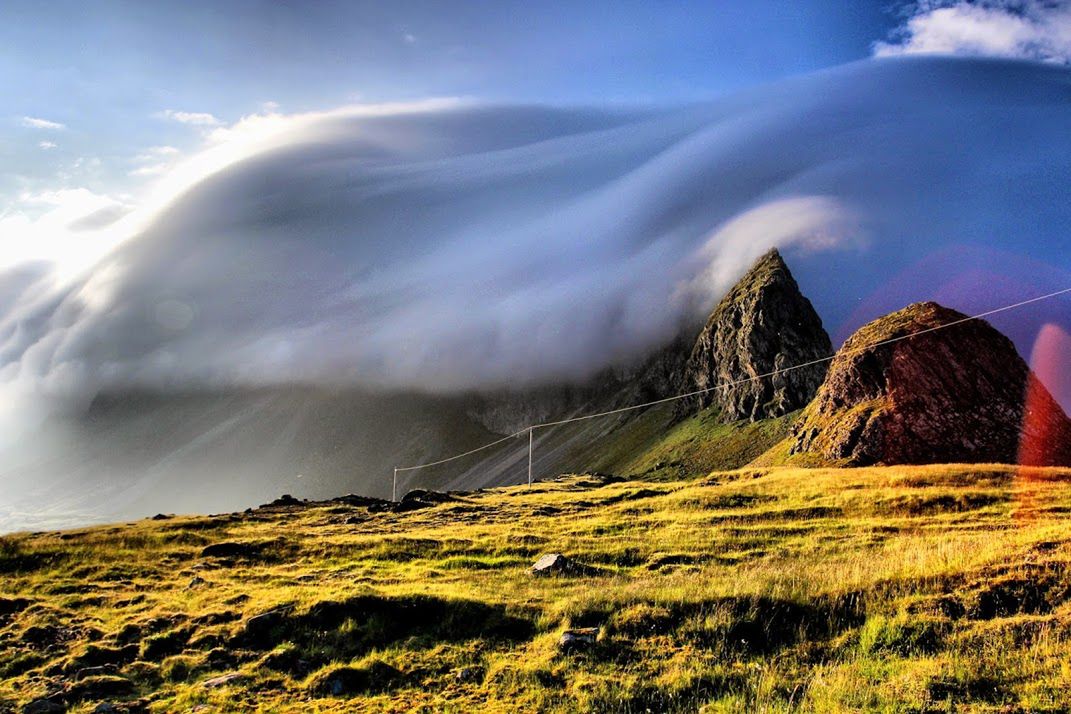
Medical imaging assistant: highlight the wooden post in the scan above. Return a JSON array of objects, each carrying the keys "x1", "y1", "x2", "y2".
[
  {"x1": 393, "y1": 468, "x2": 398, "y2": 502},
  {"x1": 528, "y1": 427, "x2": 534, "y2": 486}
]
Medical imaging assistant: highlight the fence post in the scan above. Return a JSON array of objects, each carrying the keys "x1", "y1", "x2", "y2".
[
  {"x1": 393, "y1": 467, "x2": 398, "y2": 502},
  {"x1": 528, "y1": 427, "x2": 534, "y2": 486}
]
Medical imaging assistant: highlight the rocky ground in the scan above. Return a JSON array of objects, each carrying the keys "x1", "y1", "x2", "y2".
[{"x1": 3, "y1": 463, "x2": 1071, "y2": 712}]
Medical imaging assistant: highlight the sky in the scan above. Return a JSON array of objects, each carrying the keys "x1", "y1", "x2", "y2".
[
  {"x1": 1, "y1": 1, "x2": 894, "y2": 215},
  {"x1": 0, "y1": 0, "x2": 1070, "y2": 403}
]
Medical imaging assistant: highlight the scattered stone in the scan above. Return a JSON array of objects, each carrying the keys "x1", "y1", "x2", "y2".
[
  {"x1": 22, "y1": 698, "x2": 64, "y2": 714},
  {"x1": 454, "y1": 666, "x2": 483, "y2": 683},
  {"x1": 186, "y1": 576, "x2": 207, "y2": 590},
  {"x1": 393, "y1": 489, "x2": 457, "y2": 513},
  {"x1": 92, "y1": 704, "x2": 118, "y2": 714},
  {"x1": 75, "y1": 665, "x2": 118, "y2": 680},
  {"x1": 530, "y1": 553, "x2": 600, "y2": 577},
  {"x1": 331, "y1": 493, "x2": 392, "y2": 511},
  {"x1": 150, "y1": 514, "x2": 172, "y2": 521},
  {"x1": 531, "y1": 553, "x2": 573, "y2": 576},
  {"x1": 202, "y1": 672, "x2": 246, "y2": 689},
  {"x1": 558, "y1": 628, "x2": 600, "y2": 653},
  {"x1": 262, "y1": 494, "x2": 303, "y2": 508}
]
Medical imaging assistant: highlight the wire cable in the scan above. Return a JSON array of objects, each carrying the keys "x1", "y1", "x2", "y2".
[{"x1": 395, "y1": 286, "x2": 1071, "y2": 474}]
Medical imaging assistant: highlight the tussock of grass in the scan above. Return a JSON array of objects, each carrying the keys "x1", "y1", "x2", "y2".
[{"x1": 2, "y1": 464, "x2": 1071, "y2": 711}]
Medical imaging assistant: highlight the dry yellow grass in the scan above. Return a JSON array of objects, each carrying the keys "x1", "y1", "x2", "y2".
[{"x1": 2, "y1": 463, "x2": 1071, "y2": 712}]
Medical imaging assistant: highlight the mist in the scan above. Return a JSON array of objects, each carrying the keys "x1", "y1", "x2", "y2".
[{"x1": 1, "y1": 55, "x2": 1070, "y2": 531}]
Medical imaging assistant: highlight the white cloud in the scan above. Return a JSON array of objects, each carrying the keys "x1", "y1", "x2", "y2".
[
  {"x1": 158, "y1": 109, "x2": 220, "y2": 125},
  {"x1": 21, "y1": 116, "x2": 66, "y2": 130},
  {"x1": 403, "y1": 32, "x2": 417, "y2": 44},
  {"x1": 38, "y1": 141, "x2": 57, "y2": 150},
  {"x1": 875, "y1": 1, "x2": 1071, "y2": 63},
  {"x1": 0, "y1": 189, "x2": 130, "y2": 275},
  {"x1": 129, "y1": 164, "x2": 168, "y2": 177}
]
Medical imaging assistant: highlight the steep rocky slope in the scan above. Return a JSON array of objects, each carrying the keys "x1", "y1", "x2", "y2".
[
  {"x1": 680, "y1": 249, "x2": 831, "y2": 420},
  {"x1": 789, "y1": 301, "x2": 1071, "y2": 466}
]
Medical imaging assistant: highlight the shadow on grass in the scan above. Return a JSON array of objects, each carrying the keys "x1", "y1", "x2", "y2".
[{"x1": 236, "y1": 594, "x2": 535, "y2": 672}]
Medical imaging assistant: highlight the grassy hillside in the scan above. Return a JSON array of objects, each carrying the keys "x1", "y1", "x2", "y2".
[
  {"x1": 564, "y1": 404, "x2": 797, "y2": 479},
  {"x1": 3, "y1": 464, "x2": 1071, "y2": 712}
]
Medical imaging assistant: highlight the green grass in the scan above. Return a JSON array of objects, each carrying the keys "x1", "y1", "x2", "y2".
[
  {"x1": 574, "y1": 403, "x2": 797, "y2": 479},
  {"x1": 3, "y1": 463, "x2": 1071, "y2": 711}
]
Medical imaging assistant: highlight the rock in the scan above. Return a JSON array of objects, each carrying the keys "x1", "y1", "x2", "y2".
[
  {"x1": 22, "y1": 699, "x2": 65, "y2": 714},
  {"x1": 262, "y1": 494, "x2": 303, "y2": 508},
  {"x1": 75, "y1": 665, "x2": 118, "y2": 680},
  {"x1": 558, "y1": 627, "x2": 599, "y2": 653},
  {"x1": 186, "y1": 576, "x2": 206, "y2": 590},
  {"x1": 454, "y1": 666, "x2": 483, "y2": 683},
  {"x1": 92, "y1": 704, "x2": 118, "y2": 714},
  {"x1": 150, "y1": 513, "x2": 171, "y2": 520},
  {"x1": 790, "y1": 301, "x2": 1071, "y2": 465},
  {"x1": 681, "y1": 248, "x2": 831, "y2": 421},
  {"x1": 392, "y1": 489, "x2": 456, "y2": 512},
  {"x1": 531, "y1": 553, "x2": 572, "y2": 576},
  {"x1": 202, "y1": 673, "x2": 246, "y2": 689}
]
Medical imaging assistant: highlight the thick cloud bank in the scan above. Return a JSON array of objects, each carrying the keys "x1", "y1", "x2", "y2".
[{"x1": 1, "y1": 57, "x2": 1070, "y2": 400}]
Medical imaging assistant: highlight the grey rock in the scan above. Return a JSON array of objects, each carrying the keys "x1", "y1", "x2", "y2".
[
  {"x1": 531, "y1": 553, "x2": 572, "y2": 576},
  {"x1": 558, "y1": 627, "x2": 599, "y2": 653},
  {"x1": 681, "y1": 249, "x2": 831, "y2": 421},
  {"x1": 454, "y1": 666, "x2": 483, "y2": 683},
  {"x1": 202, "y1": 673, "x2": 246, "y2": 689},
  {"x1": 22, "y1": 699, "x2": 64, "y2": 714}
]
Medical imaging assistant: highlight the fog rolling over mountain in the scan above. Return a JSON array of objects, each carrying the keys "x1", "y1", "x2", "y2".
[{"x1": 1, "y1": 56, "x2": 1070, "y2": 531}]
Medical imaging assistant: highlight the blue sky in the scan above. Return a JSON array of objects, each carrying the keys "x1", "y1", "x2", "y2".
[{"x1": 1, "y1": 1, "x2": 894, "y2": 204}]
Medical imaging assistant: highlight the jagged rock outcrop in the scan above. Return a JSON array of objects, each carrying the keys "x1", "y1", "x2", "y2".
[
  {"x1": 790, "y1": 301, "x2": 1071, "y2": 466},
  {"x1": 680, "y1": 249, "x2": 832, "y2": 421}
]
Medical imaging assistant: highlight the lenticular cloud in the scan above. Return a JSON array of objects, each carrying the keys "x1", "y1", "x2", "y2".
[{"x1": 2, "y1": 56, "x2": 1070, "y2": 397}]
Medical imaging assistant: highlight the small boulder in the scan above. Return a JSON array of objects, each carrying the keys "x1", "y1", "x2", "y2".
[
  {"x1": 531, "y1": 553, "x2": 576, "y2": 576},
  {"x1": 22, "y1": 699, "x2": 64, "y2": 714},
  {"x1": 454, "y1": 666, "x2": 483, "y2": 683},
  {"x1": 263, "y1": 494, "x2": 303, "y2": 508},
  {"x1": 558, "y1": 628, "x2": 600, "y2": 653},
  {"x1": 186, "y1": 576, "x2": 207, "y2": 590},
  {"x1": 202, "y1": 673, "x2": 246, "y2": 689},
  {"x1": 75, "y1": 665, "x2": 118, "y2": 680}
]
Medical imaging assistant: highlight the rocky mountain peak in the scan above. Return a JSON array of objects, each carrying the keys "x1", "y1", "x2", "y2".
[
  {"x1": 680, "y1": 248, "x2": 832, "y2": 421},
  {"x1": 790, "y1": 301, "x2": 1071, "y2": 466}
]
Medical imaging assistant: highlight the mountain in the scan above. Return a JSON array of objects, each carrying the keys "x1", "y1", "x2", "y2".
[
  {"x1": 680, "y1": 249, "x2": 831, "y2": 421},
  {"x1": 787, "y1": 301, "x2": 1071, "y2": 466}
]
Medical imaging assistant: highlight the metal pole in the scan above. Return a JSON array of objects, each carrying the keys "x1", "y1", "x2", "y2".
[
  {"x1": 528, "y1": 427, "x2": 534, "y2": 486},
  {"x1": 393, "y1": 468, "x2": 398, "y2": 502}
]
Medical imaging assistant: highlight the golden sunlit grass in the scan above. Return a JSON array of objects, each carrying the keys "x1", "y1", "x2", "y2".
[{"x1": 2, "y1": 463, "x2": 1071, "y2": 712}]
